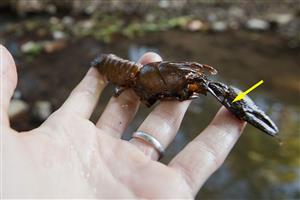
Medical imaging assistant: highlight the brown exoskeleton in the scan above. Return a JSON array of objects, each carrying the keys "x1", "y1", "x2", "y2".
[{"x1": 91, "y1": 54, "x2": 278, "y2": 136}]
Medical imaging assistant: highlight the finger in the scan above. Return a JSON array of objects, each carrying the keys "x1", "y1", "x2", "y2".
[
  {"x1": 1, "y1": 45, "x2": 18, "y2": 126},
  {"x1": 96, "y1": 52, "x2": 162, "y2": 138},
  {"x1": 169, "y1": 107, "x2": 246, "y2": 195},
  {"x1": 130, "y1": 100, "x2": 191, "y2": 160},
  {"x1": 59, "y1": 67, "x2": 106, "y2": 119}
]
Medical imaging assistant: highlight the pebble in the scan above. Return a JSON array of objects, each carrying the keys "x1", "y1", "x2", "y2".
[
  {"x1": 20, "y1": 41, "x2": 43, "y2": 54},
  {"x1": 52, "y1": 31, "x2": 67, "y2": 40},
  {"x1": 43, "y1": 40, "x2": 67, "y2": 53},
  {"x1": 8, "y1": 99, "x2": 29, "y2": 118},
  {"x1": 246, "y1": 18, "x2": 270, "y2": 31},
  {"x1": 159, "y1": 0, "x2": 170, "y2": 8},
  {"x1": 186, "y1": 19, "x2": 204, "y2": 31},
  {"x1": 267, "y1": 13, "x2": 294, "y2": 25},
  {"x1": 62, "y1": 16, "x2": 74, "y2": 26},
  {"x1": 211, "y1": 21, "x2": 227, "y2": 32}
]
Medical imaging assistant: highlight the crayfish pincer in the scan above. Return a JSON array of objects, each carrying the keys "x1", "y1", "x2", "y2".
[{"x1": 91, "y1": 54, "x2": 279, "y2": 136}]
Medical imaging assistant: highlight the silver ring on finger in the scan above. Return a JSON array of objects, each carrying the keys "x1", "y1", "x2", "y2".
[{"x1": 132, "y1": 131, "x2": 165, "y2": 159}]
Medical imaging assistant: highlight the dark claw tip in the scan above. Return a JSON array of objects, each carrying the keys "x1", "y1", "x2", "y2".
[
  {"x1": 244, "y1": 110, "x2": 279, "y2": 136},
  {"x1": 207, "y1": 82, "x2": 279, "y2": 136}
]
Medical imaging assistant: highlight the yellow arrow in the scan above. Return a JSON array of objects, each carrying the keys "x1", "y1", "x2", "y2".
[{"x1": 232, "y1": 80, "x2": 264, "y2": 103}]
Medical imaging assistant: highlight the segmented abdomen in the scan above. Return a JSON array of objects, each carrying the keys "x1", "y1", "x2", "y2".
[{"x1": 91, "y1": 54, "x2": 142, "y2": 86}]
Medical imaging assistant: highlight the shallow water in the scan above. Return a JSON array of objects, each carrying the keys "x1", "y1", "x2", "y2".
[{"x1": 6, "y1": 30, "x2": 300, "y2": 199}]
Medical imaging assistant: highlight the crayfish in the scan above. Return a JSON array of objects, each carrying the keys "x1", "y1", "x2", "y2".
[{"x1": 91, "y1": 54, "x2": 278, "y2": 136}]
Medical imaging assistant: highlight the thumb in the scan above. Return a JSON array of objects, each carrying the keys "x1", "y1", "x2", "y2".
[{"x1": 1, "y1": 45, "x2": 18, "y2": 126}]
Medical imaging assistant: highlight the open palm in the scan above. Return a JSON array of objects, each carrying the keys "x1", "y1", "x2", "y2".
[{"x1": 2, "y1": 45, "x2": 245, "y2": 198}]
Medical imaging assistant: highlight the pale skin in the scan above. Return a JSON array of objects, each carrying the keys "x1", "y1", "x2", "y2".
[{"x1": 1, "y1": 45, "x2": 246, "y2": 199}]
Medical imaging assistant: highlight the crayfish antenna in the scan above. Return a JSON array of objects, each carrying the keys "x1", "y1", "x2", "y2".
[{"x1": 203, "y1": 64, "x2": 218, "y2": 75}]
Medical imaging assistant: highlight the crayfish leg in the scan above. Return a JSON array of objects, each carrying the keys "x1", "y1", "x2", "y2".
[
  {"x1": 113, "y1": 86, "x2": 127, "y2": 97},
  {"x1": 143, "y1": 97, "x2": 157, "y2": 107}
]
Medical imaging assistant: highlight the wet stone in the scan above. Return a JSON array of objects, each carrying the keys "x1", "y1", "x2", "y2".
[
  {"x1": 211, "y1": 21, "x2": 228, "y2": 32},
  {"x1": 186, "y1": 20, "x2": 204, "y2": 32},
  {"x1": 62, "y1": 16, "x2": 74, "y2": 26},
  {"x1": 43, "y1": 40, "x2": 67, "y2": 53},
  {"x1": 267, "y1": 13, "x2": 294, "y2": 26},
  {"x1": 20, "y1": 41, "x2": 43, "y2": 55},
  {"x1": 52, "y1": 31, "x2": 67, "y2": 40},
  {"x1": 246, "y1": 18, "x2": 270, "y2": 31}
]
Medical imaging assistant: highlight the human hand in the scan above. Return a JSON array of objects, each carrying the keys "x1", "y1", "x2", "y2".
[{"x1": 1, "y1": 45, "x2": 245, "y2": 198}]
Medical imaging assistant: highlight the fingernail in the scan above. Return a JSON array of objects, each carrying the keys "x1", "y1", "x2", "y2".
[{"x1": 139, "y1": 52, "x2": 162, "y2": 65}]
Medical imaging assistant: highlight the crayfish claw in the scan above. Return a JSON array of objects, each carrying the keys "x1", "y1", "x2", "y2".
[{"x1": 207, "y1": 81, "x2": 279, "y2": 136}]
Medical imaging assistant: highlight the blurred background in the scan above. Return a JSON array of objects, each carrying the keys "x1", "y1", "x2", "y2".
[{"x1": 1, "y1": 0, "x2": 299, "y2": 199}]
